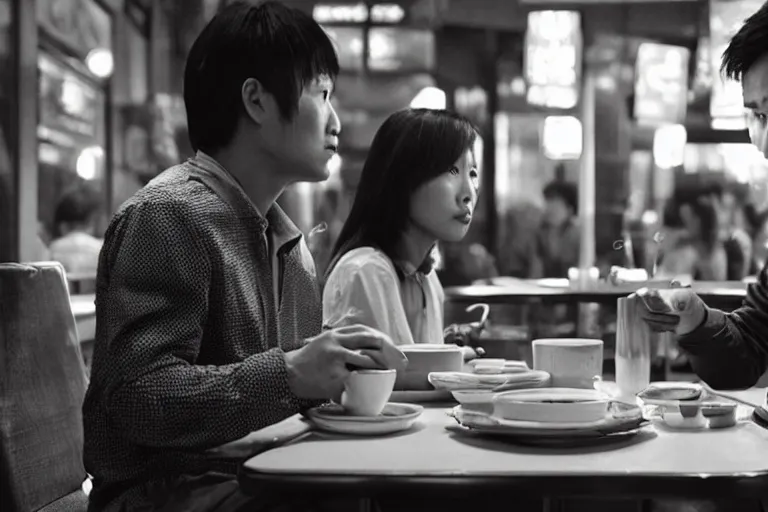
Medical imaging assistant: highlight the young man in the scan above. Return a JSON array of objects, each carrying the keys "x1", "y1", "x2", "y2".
[
  {"x1": 638, "y1": 1, "x2": 768, "y2": 391},
  {"x1": 82, "y1": 2, "x2": 406, "y2": 511}
]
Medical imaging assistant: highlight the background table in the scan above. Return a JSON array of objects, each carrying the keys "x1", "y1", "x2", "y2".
[
  {"x1": 445, "y1": 278, "x2": 748, "y2": 311},
  {"x1": 240, "y1": 388, "x2": 768, "y2": 501}
]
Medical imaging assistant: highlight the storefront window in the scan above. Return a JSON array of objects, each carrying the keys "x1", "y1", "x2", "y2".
[
  {"x1": 36, "y1": 0, "x2": 112, "y2": 258},
  {"x1": 0, "y1": 0, "x2": 14, "y2": 261}
]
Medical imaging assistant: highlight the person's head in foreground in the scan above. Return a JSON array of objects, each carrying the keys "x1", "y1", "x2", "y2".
[
  {"x1": 328, "y1": 108, "x2": 480, "y2": 275},
  {"x1": 183, "y1": 0, "x2": 341, "y2": 189},
  {"x1": 721, "y1": 0, "x2": 768, "y2": 157}
]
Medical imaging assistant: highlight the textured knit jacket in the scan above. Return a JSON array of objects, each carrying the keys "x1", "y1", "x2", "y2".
[
  {"x1": 82, "y1": 155, "x2": 322, "y2": 507},
  {"x1": 679, "y1": 261, "x2": 768, "y2": 390}
]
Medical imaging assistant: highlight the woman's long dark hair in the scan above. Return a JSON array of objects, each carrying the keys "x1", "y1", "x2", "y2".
[{"x1": 326, "y1": 108, "x2": 477, "y2": 279}]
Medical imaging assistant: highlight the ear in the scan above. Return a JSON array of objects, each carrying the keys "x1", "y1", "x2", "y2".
[{"x1": 241, "y1": 78, "x2": 272, "y2": 126}]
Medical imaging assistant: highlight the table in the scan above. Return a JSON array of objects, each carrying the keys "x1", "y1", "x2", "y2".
[
  {"x1": 240, "y1": 388, "x2": 768, "y2": 502},
  {"x1": 70, "y1": 293, "x2": 96, "y2": 343},
  {"x1": 445, "y1": 278, "x2": 748, "y2": 310}
]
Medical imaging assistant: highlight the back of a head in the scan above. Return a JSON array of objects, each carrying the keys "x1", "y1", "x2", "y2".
[
  {"x1": 327, "y1": 108, "x2": 477, "y2": 276},
  {"x1": 54, "y1": 183, "x2": 102, "y2": 229},
  {"x1": 721, "y1": 0, "x2": 768, "y2": 81},
  {"x1": 183, "y1": 1, "x2": 339, "y2": 154},
  {"x1": 542, "y1": 181, "x2": 578, "y2": 213}
]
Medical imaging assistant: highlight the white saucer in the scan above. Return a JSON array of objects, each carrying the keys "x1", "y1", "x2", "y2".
[{"x1": 307, "y1": 402, "x2": 423, "y2": 435}]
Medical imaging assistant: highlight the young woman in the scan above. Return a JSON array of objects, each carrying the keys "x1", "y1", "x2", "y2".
[{"x1": 322, "y1": 108, "x2": 480, "y2": 355}]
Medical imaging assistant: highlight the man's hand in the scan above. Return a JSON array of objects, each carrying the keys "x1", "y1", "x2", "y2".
[
  {"x1": 284, "y1": 324, "x2": 407, "y2": 400},
  {"x1": 635, "y1": 281, "x2": 708, "y2": 336}
]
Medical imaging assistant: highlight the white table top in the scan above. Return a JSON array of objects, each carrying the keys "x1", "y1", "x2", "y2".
[{"x1": 242, "y1": 387, "x2": 768, "y2": 498}]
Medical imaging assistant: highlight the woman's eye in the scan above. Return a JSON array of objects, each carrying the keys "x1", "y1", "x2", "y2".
[{"x1": 449, "y1": 166, "x2": 460, "y2": 175}]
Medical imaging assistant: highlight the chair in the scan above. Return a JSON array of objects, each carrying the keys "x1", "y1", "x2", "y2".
[{"x1": 0, "y1": 262, "x2": 89, "y2": 511}]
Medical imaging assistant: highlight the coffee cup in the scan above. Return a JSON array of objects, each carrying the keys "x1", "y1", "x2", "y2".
[
  {"x1": 532, "y1": 338, "x2": 603, "y2": 389},
  {"x1": 341, "y1": 369, "x2": 396, "y2": 416}
]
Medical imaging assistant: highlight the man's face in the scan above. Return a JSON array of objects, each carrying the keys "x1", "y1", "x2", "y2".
[
  {"x1": 262, "y1": 75, "x2": 341, "y2": 183},
  {"x1": 742, "y1": 54, "x2": 768, "y2": 158}
]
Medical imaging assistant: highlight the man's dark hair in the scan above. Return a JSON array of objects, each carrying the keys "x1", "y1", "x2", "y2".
[
  {"x1": 721, "y1": 0, "x2": 768, "y2": 81},
  {"x1": 183, "y1": 1, "x2": 339, "y2": 153},
  {"x1": 542, "y1": 181, "x2": 578, "y2": 214}
]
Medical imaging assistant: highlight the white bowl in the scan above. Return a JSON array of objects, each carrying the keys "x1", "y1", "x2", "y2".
[
  {"x1": 396, "y1": 344, "x2": 463, "y2": 391},
  {"x1": 493, "y1": 388, "x2": 609, "y2": 423}
]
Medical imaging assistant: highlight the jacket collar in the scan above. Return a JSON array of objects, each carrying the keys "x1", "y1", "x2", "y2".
[{"x1": 186, "y1": 151, "x2": 303, "y2": 251}]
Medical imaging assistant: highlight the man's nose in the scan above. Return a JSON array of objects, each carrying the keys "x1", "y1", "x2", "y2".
[{"x1": 328, "y1": 103, "x2": 341, "y2": 136}]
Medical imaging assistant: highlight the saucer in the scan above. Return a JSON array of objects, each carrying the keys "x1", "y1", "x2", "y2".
[{"x1": 307, "y1": 402, "x2": 423, "y2": 435}]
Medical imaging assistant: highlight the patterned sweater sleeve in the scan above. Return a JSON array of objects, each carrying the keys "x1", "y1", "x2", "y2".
[
  {"x1": 97, "y1": 199, "x2": 306, "y2": 449},
  {"x1": 678, "y1": 262, "x2": 768, "y2": 390}
]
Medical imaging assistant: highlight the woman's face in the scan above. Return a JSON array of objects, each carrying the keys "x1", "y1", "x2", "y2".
[{"x1": 408, "y1": 149, "x2": 480, "y2": 243}]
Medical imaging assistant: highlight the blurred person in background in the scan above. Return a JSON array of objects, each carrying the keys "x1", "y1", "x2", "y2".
[
  {"x1": 323, "y1": 108, "x2": 485, "y2": 360},
  {"x1": 654, "y1": 190, "x2": 727, "y2": 281},
  {"x1": 48, "y1": 182, "x2": 104, "y2": 276},
  {"x1": 529, "y1": 180, "x2": 580, "y2": 278}
]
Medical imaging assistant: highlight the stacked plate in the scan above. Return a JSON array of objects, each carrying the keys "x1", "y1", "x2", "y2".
[{"x1": 449, "y1": 388, "x2": 646, "y2": 446}]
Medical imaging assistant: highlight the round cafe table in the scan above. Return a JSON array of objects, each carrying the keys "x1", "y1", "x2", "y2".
[{"x1": 239, "y1": 388, "x2": 768, "y2": 506}]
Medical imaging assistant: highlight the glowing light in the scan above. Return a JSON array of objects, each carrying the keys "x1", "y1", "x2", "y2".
[
  {"x1": 653, "y1": 124, "x2": 687, "y2": 169},
  {"x1": 85, "y1": 48, "x2": 113, "y2": 78},
  {"x1": 370, "y1": 4, "x2": 405, "y2": 23},
  {"x1": 76, "y1": 146, "x2": 104, "y2": 180},
  {"x1": 642, "y1": 210, "x2": 659, "y2": 226},
  {"x1": 542, "y1": 116, "x2": 582, "y2": 160},
  {"x1": 313, "y1": 3, "x2": 367, "y2": 23},
  {"x1": 410, "y1": 86, "x2": 446, "y2": 110}
]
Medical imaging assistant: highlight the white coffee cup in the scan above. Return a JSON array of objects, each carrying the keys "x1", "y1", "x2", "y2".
[
  {"x1": 341, "y1": 369, "x2": 397, "y2": 416},
  {"x1": 532, "y1": 338, "x2": 603, "y2": 389}
]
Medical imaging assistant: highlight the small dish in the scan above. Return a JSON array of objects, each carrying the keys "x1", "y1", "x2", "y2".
[
  {"x1": 469, "y1": 359, "x2": 505, "y2": 374},
  {"x1": 467, "y1": 359, "x2": 529, "y2": 375},
  {"x1": 307, "y1": 402, "x2": 423, "y2": 435},
  {"x1": 659, "y1": 405, "x2": 707, "y2": 430},
  {"x1": 637, "y1": 382, "x2": 706, "y2": 406},
  {"x1": 700, "y1": 403, "x2": 738, "y2": 429},
  {"x1": 493, "y1": 388, "x2": 610, "y2": 423}
]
